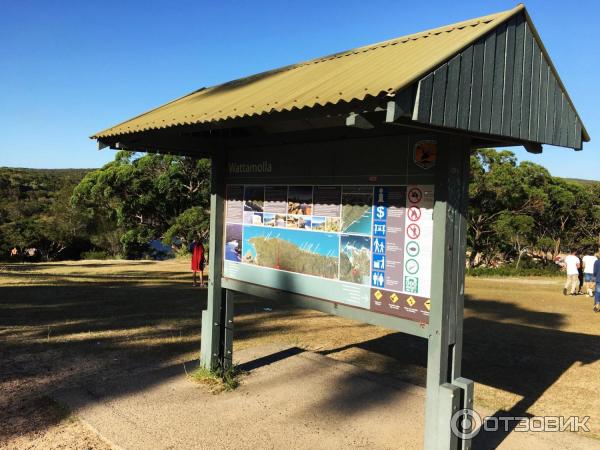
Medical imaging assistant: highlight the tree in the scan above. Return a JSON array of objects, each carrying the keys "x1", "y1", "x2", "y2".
[
  {"x1": 466, "y1": 148, "x2": 598, "y2": 267},
  {"x1": 71, "y1": 152, "x2": 211, "y2": 258},
  {"x1": 494, "y1": 213, "x2": 534, "y2": 268}
]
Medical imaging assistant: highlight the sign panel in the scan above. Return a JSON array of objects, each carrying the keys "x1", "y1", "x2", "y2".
[{"x1": 223, "y1": 184, "x2": 434, "y2": 323}]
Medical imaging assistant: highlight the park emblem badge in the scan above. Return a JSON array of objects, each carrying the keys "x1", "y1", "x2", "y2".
[{"x1": 413, "y1": 140, "x2": 437, "y2": 170}]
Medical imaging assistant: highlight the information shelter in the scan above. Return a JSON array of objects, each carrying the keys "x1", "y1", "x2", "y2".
[{"x1": 92, "y1": 5, "x2": 588, "y2": 449}]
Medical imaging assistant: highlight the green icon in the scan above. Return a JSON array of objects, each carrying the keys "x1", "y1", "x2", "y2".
[
  {"x1": 405, "y1": 258, "x2": 419, "y2": 275},
  {"x1": 406, "y1": 241, "x2": 420, "y2": 257},
  {"x1": 404, "y1": 276, "x2": 419, "y2": 293}
]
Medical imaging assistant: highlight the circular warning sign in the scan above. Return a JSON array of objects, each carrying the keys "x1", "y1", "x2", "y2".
[
  {"x1": 405, "y1": 259, "x2": 420, "y2": 274},
  {"x1": 408, "y1": 188, "x2": 422, "y2": 204},
  {"x1": 407, "y1": 206, "x2": 421, "y2": 221},
  {"x1": 406, "y1": 223, "x2": 421, "y2": 239},
  {"x1": 406, "y1": 241, "x2": 420, "y2": 257}
]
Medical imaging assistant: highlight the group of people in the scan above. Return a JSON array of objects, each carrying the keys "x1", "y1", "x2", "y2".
[
  {"x1": 9, "y1": 246, "x2": 40, "y2": 261},
  {"x1": 562, "y1": 250, "x2": 600, "y2": 312}
]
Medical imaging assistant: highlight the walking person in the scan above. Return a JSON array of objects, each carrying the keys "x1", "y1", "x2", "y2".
[
  {"x1": 191, "y1": 236, "x2": 206, "y2": 287},
  {"x1": 563, "y1": 250, "x2": 581, "y2": 296},
  {"x1": 593, "y1": 255, "x2": 600, "y2": 312},
  {"x1": 582, "y1": 251, "x2": 598, "y2": 297}
]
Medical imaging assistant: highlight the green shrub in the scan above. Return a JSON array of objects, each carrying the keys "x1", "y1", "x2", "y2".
[
  {"x1": 80, "y1": 250, "x2": 110, "y2": 260},
  {"x1": 467, "y1": 262, "x2": 562, "y2": 277}
]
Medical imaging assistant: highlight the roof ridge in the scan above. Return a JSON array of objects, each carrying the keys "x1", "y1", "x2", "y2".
[
  {"x1": 294, "y1": 5, "x2": 523, "y2": 68},
  {"x1": 191, "y1": 6, "x2": 521, "y2": 100}
]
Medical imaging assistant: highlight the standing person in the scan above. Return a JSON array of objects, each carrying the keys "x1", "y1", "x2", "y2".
[
  {"x1": 563, "y1": 250, "x2": 581, "y2": 296},
  {"x1": 577, "y1": 252, "x2": 585, "y2": 294},
  {"x1": 582, "y1": 251, "x2": 598, "y2": 297},
  {"x1": 593, "y1": 255, "x2": 600, "y2": 312},
  {"x1": 191, "y1": 237, "x2": 206, "y2": 287},
  {"x1": 10, "y1": 247, "x2": 18, "y2": 259}
]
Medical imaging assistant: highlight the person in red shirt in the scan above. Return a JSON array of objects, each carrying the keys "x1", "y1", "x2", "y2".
[{"x1": 191, "y1": 237, "x2": 206, "y2": 287}]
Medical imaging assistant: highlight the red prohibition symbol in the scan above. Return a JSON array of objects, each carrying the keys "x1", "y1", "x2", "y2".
[
  {"x1": 408, "y1": 187, "x2": 423, "y2": 204},
  {"x1": 407, "y1": 206, "x2": 421, "y2": 221},
  {"x1": 407, "y1": 223, "x2": 421, "y2": 239}
]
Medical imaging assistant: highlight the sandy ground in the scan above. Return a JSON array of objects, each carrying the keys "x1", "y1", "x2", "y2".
[{"x1": 0, "y1": 260, "x2": 599, "y2": 448}]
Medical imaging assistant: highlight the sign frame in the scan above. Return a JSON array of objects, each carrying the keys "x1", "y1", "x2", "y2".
[{"x1": 200, "y1": 134, "x2": 473, "y2": 450}]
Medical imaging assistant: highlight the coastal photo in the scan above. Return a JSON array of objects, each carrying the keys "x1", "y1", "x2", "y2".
[
  {"x1": 244, "y1": 185, "x2": 265, "y2": 212},
  {"x1": 312, "y1": 216, "x2": 341, "y2": 232},
  {"x1": 287, "y1": 186, "x2": 313, "y2": 215},
  {"x1": 341, "y1": 187, "x2": 373, "y2": 234},
  {"x1": 242, "y1": 225, "x2": 339, "y2": 279},
  {"x1": 339, "y1": 234, "x2": 371, "y2": 285},
  {"x1": 224, "y1": 223, "x2": 243, "y2": 262},
  {"x1": 286, "y1": 215, "x2": 312, "y2": 229},
  {"x1": 263, "y1": 213, "x2": 286, "y2": 227}
]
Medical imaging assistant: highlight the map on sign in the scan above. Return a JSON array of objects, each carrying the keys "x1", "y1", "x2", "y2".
[{"x1": 223, "y1": 184, "x2": 434, "y2": 323}]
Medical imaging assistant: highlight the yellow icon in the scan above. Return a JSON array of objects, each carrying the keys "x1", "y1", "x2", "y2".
[
  {"x1": 390, "y1": 293, "x2": 399, "y2": 303},
  {"x1": 374, "y1": 290, "x2": 383, "y2": 300},
  {"x1": 406, "y1": 296, "x2": 416, "y2": 306},
  {"x1": 424, "y1": 299, "x2": 431, "y2": 311}
]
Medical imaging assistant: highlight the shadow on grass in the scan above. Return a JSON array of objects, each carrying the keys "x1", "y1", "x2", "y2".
[
  {"x1": 2, "y1": 277, "x2": 599, "y2": 447},
  {"x1": 0, "y1": 276, "x2": 296, "y2": 441},
  {"x1": 314, "y1": 294, "x2": 599, "y2": 447}
]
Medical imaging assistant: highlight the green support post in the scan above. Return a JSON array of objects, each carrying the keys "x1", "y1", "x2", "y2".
[
  {"x1": 424, "y1": 137, "x2": 472, "y2": 450},
  {"x1": 222, "y1": 289, "x2": 234, "y2": 370},
  {"x1": 200, "y1": 153, "x2": 227, "y2": 370}
]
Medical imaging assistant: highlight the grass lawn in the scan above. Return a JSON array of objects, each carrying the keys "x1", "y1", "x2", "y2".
[{"x1": 0, "y1": 260, "x2": 598, "y2": 448}]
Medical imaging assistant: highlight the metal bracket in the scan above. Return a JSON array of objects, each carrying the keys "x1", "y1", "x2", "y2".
[{"x1": 346, "y1": 113, "x2": 374, "y2": 129}]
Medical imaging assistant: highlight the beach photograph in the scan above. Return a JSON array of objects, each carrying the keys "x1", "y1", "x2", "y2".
[
  {"x1": 341, "y1": 188, "x2": 373, "y2": 234},
  {"x1": 263, "y1": 213, "x2": 286, "y2": 227},
  {"x1": 312, "y1": 216, "x2": 341, "y2": 232}
]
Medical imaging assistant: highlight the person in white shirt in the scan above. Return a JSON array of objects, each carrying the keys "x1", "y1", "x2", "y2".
[
  {"x1": 563, "y1": 250, "x2": 581, "y2": 296},
  {"x1": 582, "y1": 252, "x2": 598, "y2": 297}
]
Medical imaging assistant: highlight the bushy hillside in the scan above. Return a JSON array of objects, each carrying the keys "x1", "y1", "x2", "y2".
[{"x1": 0, "y1": 167, "x2": 92, "y2": 260}]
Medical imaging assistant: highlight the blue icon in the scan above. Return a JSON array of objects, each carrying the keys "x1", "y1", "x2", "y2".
[
  {"x1": 373, "y1": 254, "x2": 385, "y2": 271},
  {"x1": 372, "y1": 222, "x2": 387, "y2": 237},
  {"x1": 374, "y1": 205, "x2": 387, "y2": 221},
  {"x1": 372, "y1": 271, "x2": 385, "y2": 287},
  {"x1": 372, "y1": 238, "x2": 386, "y2": 254}
]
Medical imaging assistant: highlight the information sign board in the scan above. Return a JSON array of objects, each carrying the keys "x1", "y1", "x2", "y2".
[{"x1": 223, "y1": 183, "x2": 434, "y2": 323}]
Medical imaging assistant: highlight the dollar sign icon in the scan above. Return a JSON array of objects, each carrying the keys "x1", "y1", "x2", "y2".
[{"x1": 376, "y1": 206, "x2": 385, "y2": 219}]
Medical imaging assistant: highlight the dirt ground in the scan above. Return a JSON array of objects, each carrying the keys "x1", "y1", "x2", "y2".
[{"x1": 0, "y1": 260, "x2": 599, "y2": 448}]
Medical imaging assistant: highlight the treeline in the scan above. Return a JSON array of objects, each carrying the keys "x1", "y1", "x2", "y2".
[
  {"x1": 0, "y1": 168, "x2": 92, "y2": 260},
  {"x1": 0, "y1": 152, "x2": 210, "y2": 261},
  {"x1": 469, "y1": 149, "x2": 600, "y2": 268},
  {"x1": 0, "y1": 149, "x2": 598, "y2": 264}
]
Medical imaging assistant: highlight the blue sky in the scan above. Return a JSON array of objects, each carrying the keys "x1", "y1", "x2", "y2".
[{"x1": 0, "y1": 0, "x2": 597, "y2": 179}]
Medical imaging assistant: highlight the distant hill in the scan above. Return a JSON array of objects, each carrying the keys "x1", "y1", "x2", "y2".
[
  {"x1": 1, "y1": 167, "x2": 94, "y2": 178},
  {"x1": 563, "y1": 178, "x2": 600, "y2": 186}
]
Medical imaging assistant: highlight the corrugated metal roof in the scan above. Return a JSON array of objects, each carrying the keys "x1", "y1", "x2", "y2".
[{"x1": 92, "y1": 5, "x2": 528, "y2": 139}]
